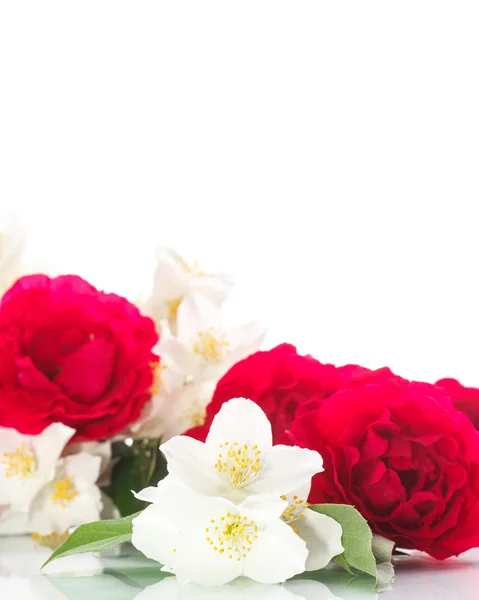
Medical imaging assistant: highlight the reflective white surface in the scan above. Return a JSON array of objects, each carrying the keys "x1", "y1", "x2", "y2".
[{"x1": 0, "y1": 536, "x2": 478, "y2": 600}]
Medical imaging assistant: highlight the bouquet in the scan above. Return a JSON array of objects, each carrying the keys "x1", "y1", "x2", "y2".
[{"x1": 2, "y1": 214, "x2": 479, "y2": 589}]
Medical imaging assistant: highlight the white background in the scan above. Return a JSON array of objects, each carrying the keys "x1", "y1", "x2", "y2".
[{"x1": 1, "y1": 2, "x2": 478, "y2": 386}]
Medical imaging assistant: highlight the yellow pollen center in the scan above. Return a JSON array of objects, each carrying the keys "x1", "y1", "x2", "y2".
[
  {"x1": 32, "y1": 531, "x2": 70, "y2": 549},
  {"x1": 178, "y1": 257, "x2": 208, "y2": 277},
  {"x1": 215, "y1": 442, "x2": 261, "y2": 489},
  {"x1": 51, "y1": 477, "x2": 79, "y2": 507},
  {"x1": 182, "y1": 397, "x2": 208, "y2": 428},
  {"x1": 1, "y1": 443, "x2": 36, "y2": 479},
  {"x1": 149, "y1": 361, "x2": 166, "y2": 396},
  {"x1": 167, "y1": 297, "x2": 182, "y2": 322},
  {"x1": 205, "y1": 513, "x2": 259, "y2": 560},
  {"x1": 280, "y1": 496, "x2": 309, "y2": 534},
  {"x1": 193, "y1": 329, "x2": 230, "y2": 363}
]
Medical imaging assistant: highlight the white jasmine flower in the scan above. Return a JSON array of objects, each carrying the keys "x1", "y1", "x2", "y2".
[
  {"x1": 127, "y1": 353, "x2": 185, "y2": 439},
  {"x1": 159, "y1": 398, "x2": 323, "y2": 503},
  {"x1": 28, "y1": 452, "x2": 102, "y2": 536},
  {"x1": 133, "y1": 380, "x2": 217, "y2": 441},
  {"x1": 0, "y1": 423, "x2": 75, "y2": 512},
  {"x1": 132, "y1": 480, "x2": 308, "y2": 586},
  {"x1": 143, "y1": 247, "x2": 233, "y2": 329},
  {"x1": 0, "y1": 213, "x2": 25, "y2": 294},
  {"x1": 158, "y1": 295, "x2": 266, "y2": 382},
  {"x1": 280, "y1": 484, "x2": 344, "y2": 571}
]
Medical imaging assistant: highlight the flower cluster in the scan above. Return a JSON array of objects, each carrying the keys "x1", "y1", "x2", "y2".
[
  {"x1": 133, "y1": 246, "x2": 265, "y2": 441},
  {"x1": 132, "y1": 398, "x2": 344, "y2": 586},
  {"x1": 4, "y1": 212, "x2": 479, "y2": 572},
  {"x1": 0, "y1": 423, "x2": 103, "y2": 543},
  {"x1": 0, "y1": 217, "x2": 265, "y2": 540},
  {"x1": 190, "y1": 345, "x2": 479, "y2": 559}
]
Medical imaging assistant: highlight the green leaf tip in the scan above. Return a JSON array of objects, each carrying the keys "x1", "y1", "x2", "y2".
[{"x1": 41, "y1": 510, "x2": 142, "y2": 569}]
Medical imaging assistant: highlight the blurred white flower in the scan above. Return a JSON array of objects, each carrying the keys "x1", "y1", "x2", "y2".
[
  {"x1": 28, "y1": 451, "x2": 102, "y2": 536},
  {"x1": 0, "y1": 423, "x2": 75, "y2": 512},
  {"x1": 132, "y1": 480, "x2": 307, "y2": 586},
  {"x1": 132, "y1": 379, "x2": 217, "y2": 441},
  {"x1": 143, "y1": 247, "x2": 233, "y2": 330},
  {"x1": 0, "y1": 213, "x2": 26, "y2": 294},
  {"x1": 63, "y1": 439, "x2": 112, "y2": 487},
  {"x1": 158, "y1": 295, "x2": 265, "y2": 382},
  {"x1": 127, "y1": 352, "x2": 185, "y2": 439},
  {"x1": 0, "y1": 510, "x2": 30, "y2": 535}
]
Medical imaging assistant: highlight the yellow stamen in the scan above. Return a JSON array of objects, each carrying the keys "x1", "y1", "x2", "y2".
[
  {"x1": 207, "y1": 512, "x2": 258, "y2": 561},
  {"x1": 167, "y1": 297, "x2": 182, "y2": 322},
  {"x1": 215, "y1": 442, "x2": 261, "y2": 489},
  {"x1": 192, "y1": 329, "x2": 230, "y2": 363},
  {"x1": 280, "y1": 498, "x2": 309, "y2": 525},
  {"x1": 178, "y1": 256, "x2": 208, "y2": 277},
  {"x1": 1, "y1": 443, "x2": 36, "y2": 479},
  {"x1": 149, "y1": 361, "x2": 166, "y2": 396},
  {"x1": 32, "y1": 531, "x2": 70, "y2": 549},
  {"x1": 51, "y1": 477, "x2": 79, "y2": 507}
]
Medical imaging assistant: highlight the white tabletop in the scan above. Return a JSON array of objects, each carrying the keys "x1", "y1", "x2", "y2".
[{"x1": 0, "y1": 536, "x2": 477, "y2": 600}]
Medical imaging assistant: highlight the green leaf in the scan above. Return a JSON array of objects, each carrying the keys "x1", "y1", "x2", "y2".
[
  {"x1": 371, "y1": 533, "x2": 394, "y2": 564},
  {"x1": 309, "y1": 504, "x2": 377, "y2": 579},
  {"x1": 333, "y1": 553, "x2": 355, "y2": 575},
  {"x1": 41, "y1": 511, "x2": 141, "y2": 569},
  {"x1": 107, "y1": 438, "x2": 167, "y2": 517}
]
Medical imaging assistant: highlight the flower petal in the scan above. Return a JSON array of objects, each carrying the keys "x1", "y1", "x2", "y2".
[
  {"x1": 206, "y1": 398, "x2": 273, "y2": 451},
  {"x1": 132, "y1": 503, "x2": 180, "y2": 567},
  {"x1": 144, "y1": 482, "x2": 244, "y2": 585},
  {"x1": 132, "y1": 486, "x2": 164, "y2": 504},
  {"x1": 156, "y1": 337, "x2": 197, "y2": 375},
  {"x1": 248, "y1": 445, "x2": 323, "y2": 496},
  {"x1": 177, "y1": 294, "x2": 222, "y2": 342},
  {"x1": 29, "y1": 463, "x2": 102, "y2": 536},
  {"x1": 298, "y1": 510, "x2": 344, "y2": 571},
  {"x1": 33, "y1": 423, "x2": 76, "y2": 478},
  {"x1": 226, "y1": 321, "x2": 267, "y2": 363},
  {"x1": 239, "y1": 493, "x2": 287, "y2": 522},
  {"x1": 65, "y1": 452, "x2": 102, "y2": 486},
  {"x1": 191, "y1": 273, "x2": 234, "y2": 307},
  {"x1": 173, "y1": 526, "x2": 243, "y2": 586},
  {"x1": 0, "y1": 510, "x2": 30, "y2": 535},
  {"x1": 160, "y1": 436, "x2": 225, "y2": 496},
  {"x1": 133, "y1": 477, "x2": 172, "y2": 504},
  {"x1": 242, "y1": 518, "x2": 308, "y2": 584},
  {"x1": 152, "y1": 247, "x2": 188, "y2": 298}
]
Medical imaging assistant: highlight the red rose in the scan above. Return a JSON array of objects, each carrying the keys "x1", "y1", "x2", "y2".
[
  {"x1": 0, "y1": 274, "x2": 158, "y2": 441},
  {"x1": 189, "y1": 344, "x2": 392, "y2": 443},
  {"x1": 289, "y1": 371, "x2": 479, "y2": 558},
  {"x1": 436, "y1": 378, "x2": 479, "y2": 430},
  {"x1": 189, "y1": 344, "x2": 347, "y2": 442}
]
